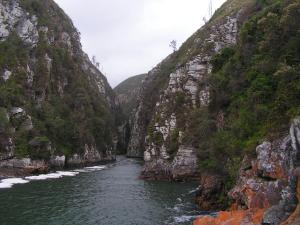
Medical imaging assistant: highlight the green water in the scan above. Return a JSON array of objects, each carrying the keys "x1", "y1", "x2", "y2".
[{"x1": 0, "y1": 156, "x2": 204, "y2": 225}]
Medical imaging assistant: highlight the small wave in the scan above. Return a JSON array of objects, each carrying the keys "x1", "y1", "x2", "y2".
[
  {"x1": 173, "y1": 215, "x2": 197, "y2": 223},
  {"x1": 25, "y1": 173, "x2": 63, "y2": 180},
  {"x1": 84, "y1": 166, "x2": 106, "y2": 171},
  {"x1": 188, "y1": 187, "x2": 199, "y2": 194},
  {"x1": 25, "y1": 171, "x2": 79, "y2": 180},
  {"x1": 176, "y1": 197, "x2": 182, "y2": 202},
  {"x1": 0, "y1": 165, "x2": 106, "y2": 189},
  {"x1": 57, "y1": 171, "x2": 79, "y2": 177},
  {"x1": 0, "y1": 178, "x2": 29, "y2": 189},
  {"x1": 73, "y1": 169, "x2": 90, "y2": 173}
]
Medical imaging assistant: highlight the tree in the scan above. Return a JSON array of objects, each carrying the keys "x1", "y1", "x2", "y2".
[
  {"x1": 92, "y1": 55, "x2": 100, "y2": 69},
  {"x1": 209, "y1": 0, "x2": 213, "y2": 18},
  {"x1": 169, "y1": 40, "x2": 177, "y2": 52}
]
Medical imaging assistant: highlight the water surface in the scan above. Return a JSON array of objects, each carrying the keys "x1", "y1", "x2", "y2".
[{"x1": 0, "y1": 156, "x2": 204, "y2": 225}]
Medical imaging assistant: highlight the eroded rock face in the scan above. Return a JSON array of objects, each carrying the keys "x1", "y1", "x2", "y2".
[
  {"x1": 0, "y1": 0, "x2": 118, "y2": 177},
  {"x1": 0, "y1": 158, "x2": 48, "y2": 174},
  {"x1": 281, "y1": 174, "x2": 300, "y2": 225},
  {"x1": 229, "y1": 136, "x2": 297, "y2": 212},
  {"x1": 49, "y1": 156, "x2": 66, "y2": 168},
  {"x1": 67, "y1": 144, "x2": 115, "y2": 167},
  {"x1": 194, "y1": 117, "x2": 300, "y2": 225},
  {"x1": 141, "y1": 146, "x2": 198, "y2": 181},
  {"x1": 195, "y1": 174, "x2": 225, "y2": 211},
  {"x1": 0, "y1": 0, "x2": 38, "y2": 46},
  {"x1": 134, "y1": 13, "x2": 239, "y2": 179}
]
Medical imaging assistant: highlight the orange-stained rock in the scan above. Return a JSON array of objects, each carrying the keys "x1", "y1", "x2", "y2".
[{"x1": 193, "y1": 209, "x2": 265, "y2": 225}]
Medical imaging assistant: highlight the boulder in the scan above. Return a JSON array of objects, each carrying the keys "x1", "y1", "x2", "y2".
[
  {"x1": 195, "y1": 173, "x2": 225, "y2": 211},
  {"x1": 194, "y1": 209, "x2": 265, "y2": 225}
]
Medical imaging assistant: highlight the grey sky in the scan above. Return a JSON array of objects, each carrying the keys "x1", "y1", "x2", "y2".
[{"x1": 54, "y1": 0, "x2": 226, "y2": 87}]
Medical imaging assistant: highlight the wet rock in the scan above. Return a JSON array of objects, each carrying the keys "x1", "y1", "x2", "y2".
[
  {"x1": 195, "y1": 173, "x2": 225, "y2": 211},
  {"x1": 0, "y1": 158, "x2": 48, "y2": 174},
  {"x1": 142, "y1": 145, "x2": 198, "y2": 180},
  {"x1": 50, "y1": 155, "x2": 66, "y2": 168},
  {"x1": 67, "y1": 145, "x2": 115, "y2": 166}
]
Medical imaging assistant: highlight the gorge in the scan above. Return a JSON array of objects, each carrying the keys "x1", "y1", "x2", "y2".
[{"x1": 1, "y1": 0, "x2": 300, "y2": 224}]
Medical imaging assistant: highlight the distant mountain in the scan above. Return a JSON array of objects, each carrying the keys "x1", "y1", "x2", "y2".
[{"x1": 114, "y1": 74, "x2": 146, "y2": 121}]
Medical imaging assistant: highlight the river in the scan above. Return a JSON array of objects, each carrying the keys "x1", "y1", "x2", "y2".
[{"x1": 0, "y1": 156, "x2": 206, "y2": 225}]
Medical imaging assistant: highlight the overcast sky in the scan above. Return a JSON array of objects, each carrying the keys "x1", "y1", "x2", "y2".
[{"x1": 54, "y1": 0, "x2": 226, "y2": 87}]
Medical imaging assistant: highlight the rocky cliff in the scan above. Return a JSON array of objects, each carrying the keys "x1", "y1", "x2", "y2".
[
  {"x1": 195, "y1": 117, "x2": 300, "y2": 224},
  {"x1": 127, "y1": 0, "x2": 300, "y2": 222},
  {"x1": 0, "y1": 0, "x2": 118, "y2": 175},
  {"x1": 114, "y1": 74, "x2": 146, "y2": 153},
  {"x1": 114, "y1": 74, "x2": 146, "y2": 121},
  {"x1": 128, "y1": 0, "x2": 255, "y2": 178}
]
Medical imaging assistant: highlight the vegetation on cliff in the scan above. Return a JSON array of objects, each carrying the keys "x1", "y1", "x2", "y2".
[
  {"x1": 114, "y1": 74, "x2": 146, "y2": 121},
  {"x1": 0, "y1": 0, "x2": 117, "y2": 161},
  {"x1": 197, "y1": 0, "x2": 300, "y2": 184}
]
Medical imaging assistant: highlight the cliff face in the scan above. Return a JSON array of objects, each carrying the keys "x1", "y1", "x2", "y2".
[
  {"x1": 0, "y1": 0, "x2": 117, "y2": 175},
  {"x1": 193, "y1": 0, "x2": 300, "y2": 223},
  {"x1": 114, "y1": 74, "x2": 146, "y2": 121},
  {"x1": 195, "y1": 118, "x2": 300, "y2": 225},
  {"x1": 114, "y1": 74, "x2": 146, "y2": 154},
  {"x1": 128, "y1": 0, "x2": 300, "y2": 222},
  {"x1": 128, "y1": 0, "x2": 255, "y2": 177}
]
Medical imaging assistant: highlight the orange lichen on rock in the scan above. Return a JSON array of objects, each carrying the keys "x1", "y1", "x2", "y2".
[{"x1": 193, "y1": 209, "x2": 265, "y2": 225}]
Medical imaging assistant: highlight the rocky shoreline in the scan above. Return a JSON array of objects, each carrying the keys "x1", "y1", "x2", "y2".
[
  {"x1": 0, "y1": 152, "x2": 116, "y2": 179},
  {"x1": 194, "y1": 117, "x2": 300, "y2": 225}
]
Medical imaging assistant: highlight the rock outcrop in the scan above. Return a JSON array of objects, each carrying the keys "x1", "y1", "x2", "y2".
[
  {"x1": 0, "y1": 0, "x2": 118, "y2": 176},
  {"x1": 195, "y1": 173, "x2": 225, "y2": 211},
  {"x1": 128, "y1": 0, "x2": 253, "y2": 179},
  {"x1": 282, "y1": 169, "x2": 300, "y2": 225},
  {"x1": 141, "y1": 145, "x2": 198, "y2": 180},
  {"x1": 195, "y1": 117, "x2": 300, "y2": 225}
]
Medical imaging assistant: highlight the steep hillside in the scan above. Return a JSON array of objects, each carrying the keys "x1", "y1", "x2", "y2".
[
  {"x1": 114, "y1": 74, "x2": 146, "y2": 154},
  {"x1": 0, "y1": 0, "x2": 118, "y2": 176},
  {"x1": 128, "y1": 0, "x2": 300, "y2": 223},
  {"x1": 114, "y1": 74, "x2": 146, "y2": 120},
  {"x1": 128, "y1": 0, "x2": 256, "y2": 170}
]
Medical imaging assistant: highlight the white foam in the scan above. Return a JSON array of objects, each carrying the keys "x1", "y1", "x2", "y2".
[
  {"x1": 84, "y1": 166, "x2": 106, "y2": 171},
  {"x1": 56, "y1": 171, "x2": 79, "y2": 176},
  {"x1": 0, "y1": 178, "x2": 29, "y2": 189},
  {"x1": 0, "y1": 164, "x2": 106, "y2": 189},
  {"x1": 0, "y1": 182, "x2": 13, "y2": 189},
  {"x1": 25, "y1": 173, "x2": 63, "y2": 180},
  {"x1": 188, "y1": 187, "x2": 199, "y2": 194},
  {"x1": 73, "y1": 169, "x2": 90, "y2": 173},
  {"x1": 174, "y1": 215, "x2": 197, "y2": 223},
  {"x1": 26, "y1": 171, "x2": 79, "y2": 180}
]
